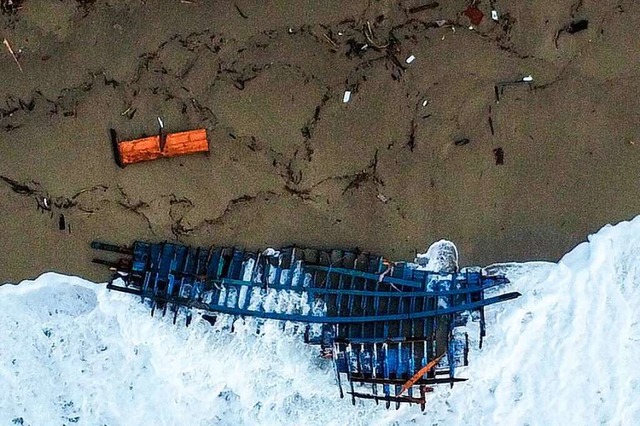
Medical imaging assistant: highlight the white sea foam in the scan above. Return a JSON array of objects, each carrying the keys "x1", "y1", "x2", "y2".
[{"x1": 2, "y1": 216, "x2": 640, "y2": 425}]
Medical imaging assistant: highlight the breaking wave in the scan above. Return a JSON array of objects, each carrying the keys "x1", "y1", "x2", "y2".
[{"x1": 2, "y1": 216, "x2": 640, "y2": 425}]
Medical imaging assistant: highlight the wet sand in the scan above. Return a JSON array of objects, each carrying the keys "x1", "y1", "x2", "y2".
[{"x1": 1, "y1": 1, "x2": 639, "y2": 284}]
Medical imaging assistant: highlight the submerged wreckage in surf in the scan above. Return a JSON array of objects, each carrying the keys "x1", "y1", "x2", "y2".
[{"x1": 92, "y1": 240, "x2": 520, "y2": 409}]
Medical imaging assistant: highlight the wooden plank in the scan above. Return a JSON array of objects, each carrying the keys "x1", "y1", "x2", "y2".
[{"x1": 117, "y1": 129, "x2": 208, "y2": 165}]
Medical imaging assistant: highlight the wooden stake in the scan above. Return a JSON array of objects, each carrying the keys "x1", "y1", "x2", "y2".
[{"x1": 3, "y1": 38, "x2": 23, "y2": 72}]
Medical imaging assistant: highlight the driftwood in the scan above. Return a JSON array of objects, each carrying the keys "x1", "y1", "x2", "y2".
[{"x1": 3, "y1": 38, "x2": 22, "y2": 72}]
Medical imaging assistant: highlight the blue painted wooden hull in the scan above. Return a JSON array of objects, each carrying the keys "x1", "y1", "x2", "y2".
[{"x1": 92, "y1": 240, "x2": 520, "y2": 409}]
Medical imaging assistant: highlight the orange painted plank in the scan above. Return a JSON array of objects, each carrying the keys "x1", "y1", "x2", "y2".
[{"x1": 117, "y1": 129, "x2": 208, "y2": 165}]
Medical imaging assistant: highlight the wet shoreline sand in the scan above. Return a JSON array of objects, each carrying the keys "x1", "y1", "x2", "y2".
[{"x1": 1, "y1": 1, "x2": 639, "y2": 284}]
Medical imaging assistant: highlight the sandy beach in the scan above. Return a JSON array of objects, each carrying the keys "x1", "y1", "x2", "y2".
[{"x1": 1, "y1": 0, "x2": 639, "y2": 284}]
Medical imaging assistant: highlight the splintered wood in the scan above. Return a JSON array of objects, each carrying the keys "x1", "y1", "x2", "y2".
[{"x1": 3, "y1": 38, "x2": 23, "y2": 72}]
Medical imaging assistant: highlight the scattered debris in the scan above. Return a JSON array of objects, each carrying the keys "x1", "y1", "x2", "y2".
[
  {"x1": 0, "y1": 175, "x2": 35, "y2": 195},
  {"x1": 233, "y1": 3, "x2": 248, "y2": 19},
  {"x1": 377, "y1": 193, "x2": 389, "y2": 203},
  {"x1": 406, "y1": 55, "x2": 416, "y2": 64},
  {"x1": 555, "y1": 19, "x2": 589, "y2": 47},
  {"x1": 408, "y1": 2, "x2": 439, "y2": 14},
  {"x1": 493, "y1": 147, "x2": 504, "y2": 165},
  {"x1": 343, "y1": 91, "x2": 351, "y2": 103},
  {"x1": 3, "y1": 38, "x2": 23, "y2": 72},
  {"x1": 491, "y1": 10, "x2": 499, "y2": 21},
  {"x1": 323, "y1": 33, "x2": 338, "y2": 49},
  {"x1": 113, "y1": 128, "x2": 209, "y2": 167},
  {"x1": 463, "y1": 5, "x2": 484, "y2": 26},
  {"x1": 494, "y1": 76, "x2": 534, "y2": 103},
  {"x1": 454, "y1": 138, "x2": 470, "y2": 146},
  {"x1": 566, "y1": 19, "x2": 588, "y2": 34},
  {"x1": 1, "y1": 0, "x2": 22, "y2": 14},
  {"x1": 364, "y1": 21, "x2": 389, "y2": 49}
]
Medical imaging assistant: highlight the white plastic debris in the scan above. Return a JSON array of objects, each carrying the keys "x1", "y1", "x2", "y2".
[
  {"x1": 262, "y1": 248, "x2": 281, "y2": 257},
  {"x1": 522, "y1": 75, "x2": 534, "y2": 82},
  {"x1": 376, "y1": 193, "x2": 389, "y2": 203},
  {"x1": 406, "y1": 55, "x2": 416, "y2": 64},
  {"x1": 491, "y1": 10, "x2": 499, "y2": 21},
  {"x1": 343, "y1": 90, "x2": 351, "y2": 103},
  {"x1": 422, "y1": 99, "x2": 428, "y2": 107},
  {"x1": 377, "y1": 194, "x2": 389, "y2": 204},
  {"x1": 156, "y1": 116, "x2": 164, "y2": 128}
]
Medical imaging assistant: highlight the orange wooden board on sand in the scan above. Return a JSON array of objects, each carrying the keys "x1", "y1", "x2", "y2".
[{"x1": 117, "y1": 128, "x2": 208, "y2": 166}]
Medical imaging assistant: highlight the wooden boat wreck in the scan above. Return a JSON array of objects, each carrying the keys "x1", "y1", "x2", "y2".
[{"x1": 92, "y1": 240, "x2": 520, "y2": 409}]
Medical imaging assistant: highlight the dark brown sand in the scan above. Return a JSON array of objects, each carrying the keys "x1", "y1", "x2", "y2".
[{"x1": 1, "y1": 1, "x2": 639, "y2": 284}]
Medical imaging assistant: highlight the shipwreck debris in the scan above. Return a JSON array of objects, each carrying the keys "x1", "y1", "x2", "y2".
[
  {"x1": 408, "y1": 2, "x2": 439, "y2": 14},
  {"x1": 110, "y1": 125, "x2": 209, "y2": 167},
  {"x1": 463, "y1": 4, "x2": 484, "y2": 26},
  {"x1": 3, "y1": 38, "x2": 22, "y2": 72},
  {"x1": 566, "y1": 19, "x2": 589, "y2": 34},
  {"x1": 494, "y1": 76, "x2": 534, "y2": 103},
  {"x1": 93, "y1": 240, "x2": 520, "y2": 409}
]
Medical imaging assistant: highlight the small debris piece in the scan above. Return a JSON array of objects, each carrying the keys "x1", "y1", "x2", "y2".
[
  {"x1": 343, "y1": 91, "x2": 351, "y2": 103},
  {"x1": 323, "y1": 33, "x2": 338, "y2": 49},
  {"x1": 422, "y1": 100, "x2": 428, "y2": 107},
  {"x1": 566, "y1": 20, "x2": 588, "y2": 34},
  {"x1": 435, "y1": 19, "x2": 447, "y2": 27},
  {"x1": 364, "y1": 21, "x2": 389, "y2": 49},
  {"x1": 377, "y1": 193, "x2": 389, "y2": 203},
  {"x1": 408, "y1": 2, "x2": 439, "y2": 14},
  {"x1": 493, "y1": 147, "x2": 504, "y2": 165},
  {"x1": 59, "y1": 214, "x2": 66, "y2": 231},
  {"x1": 234, "y1": 3, "x2": 248, "y2": 19},
  {"x1": 522, "y1": 75, "x2": 533, "y2": 82},
  {"x1": 406, "y1": 55, "x2": 416, "y2": 64},
  {"x1": 491, "y1": 10, "x2": 499, "y2": 21},
  {"x1": 463, "y1": 5, "x2": 484, "y2": 26},
  {"x1": 454, "y1": 138, "x2": 470, "y2": 146},
  {"x1": 3, "y1": 38, "x2": 23, "y2": 72}
]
